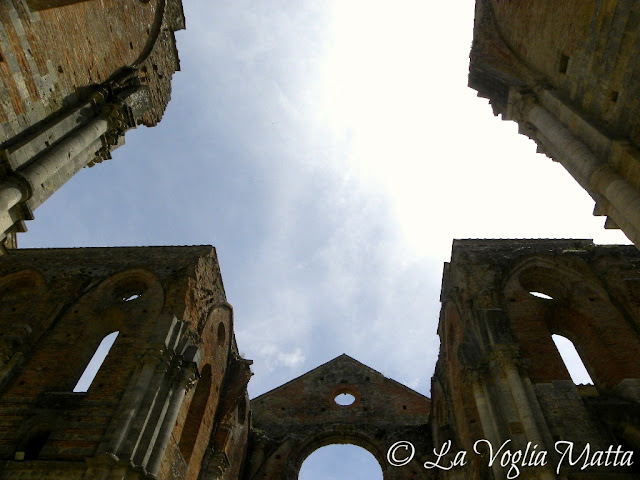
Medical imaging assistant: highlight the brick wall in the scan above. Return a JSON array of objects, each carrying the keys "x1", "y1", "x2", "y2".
[
  {"x1": 472, "y1": 0, "x2": 640, "y2": 148},
  {"x1": 247, "y1": 354, "x2": 432, "y2": 479},
  {"x1": 434, "y1": 239, "x2": 640, "y2": 477},
  {"x1": 0, "y1": 246, "x2": 249, "y2": 480},
  {"x1": 0, "y1": 0, "x2": 184, "y2": 147}
]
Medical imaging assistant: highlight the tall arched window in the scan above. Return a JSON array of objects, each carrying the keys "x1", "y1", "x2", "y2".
[
  {"x1": 551, "y1": 334, "x2": 593, "y2": 385},
  {"x1": 73, "y1": 331, "x2": 119, "y2": 392},
  {"x1": 299, "y1": 444, "x2": 383, "y2": 480},
  {"x1": 179, "y1": 364, "x2": 212, "y2": 464}
]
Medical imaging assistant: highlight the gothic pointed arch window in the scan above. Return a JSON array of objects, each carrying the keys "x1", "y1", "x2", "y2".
[
  {"x1": 503, "y1": 257, "x2": 640, "y2": 388},
  {"x1": 551, "y1": 334, "x2": 593, "y2": 385},
  {"x1": 73, "y1": 331, "x2": 119, "y2": 392}
]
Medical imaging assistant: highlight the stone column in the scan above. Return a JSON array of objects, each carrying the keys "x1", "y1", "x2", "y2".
[
  {"x1": 472, "y1": 378, "x2": 505, "y2": 480},
  {"x1": 0, "y1": 181, "x2": 27, "y2": 246},
  {"x1": 18, "y1": 117, "x2": 109, "y2": 207},
  {"x1": 0, "y1": 115, "x2": 108, "y2": 246},
  {"x1": 0, "y1": 182, "x2": 23, "y2": 216},
  {"x1": 498, "y1": 353, "x2": 556, "y2": 480},
  {"x1": 129, "y1": 358, "x2": 175, "y2": 466},
  {"x1": 471, "y1": 378, "x2": 500, "y2": 448},
  {"x1": 525, "y1": 102, "x2": 640, "y2": 246},
  {"x1": 146, "y1": 362, "x2": 198, "y2": 476},
  {"x1": 0, "y1": 77, "x2": 142, "y2": 251},
  {"x1": 106, "y1": 348, "x2": 165, "y2": 455}
]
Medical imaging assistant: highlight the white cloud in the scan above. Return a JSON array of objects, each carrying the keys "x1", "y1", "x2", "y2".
[
  {"x1": 257, "y1": 345, "x2": 305, "y2": 372},
  {"x1": 19, "y1": 0, "x2": 630, "y2": 406}
]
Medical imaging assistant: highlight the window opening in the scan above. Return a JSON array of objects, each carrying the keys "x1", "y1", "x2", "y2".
[
  {"x1": 334, "y1": 393, "x2": 355, "y2": 406},
  {"x1": 73, "y1": 331, "x2": 119, "y2": 392},
  {"x1": 552, "y1": 334, "x2": 593, "y2": 384},
  {"x1": 299, "y1": 444, "x2": 383, "y2": 480},
  {"x1": 559, "y1": 54, "x2": 570, "y2": 74},
  {"x1": 217, "y1": 322, "x2": 226, "y2": 346},
  {"x1": 237, "y1": 396, "x2": 247, "y2": 425},
  {"x1": 529, "y1": 291, "x2": 553, "y2": 300},
  {"x1": 17, "y1": 425, "x2": 52, "y2": 460}
]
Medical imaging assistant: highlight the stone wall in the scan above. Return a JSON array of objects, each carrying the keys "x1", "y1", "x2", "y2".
[
  {"x1": 0, "y1": 0, "x2": 184, "y2": 145},
  {"x1": 469, "y1": 0, "x2": 640, "y2": 246},
  {"x1": 434, "y1": 239, "x2": 640, "y2": 479},
  {"x1": 247, "y1": 354, "x2": 432, "y2": 479},
  {"x1": 0, "y1": 0, "x2": 185, "y2": 251},
  {"x1": 0, "y1": 246, "x2": 251, "y2": 480}
]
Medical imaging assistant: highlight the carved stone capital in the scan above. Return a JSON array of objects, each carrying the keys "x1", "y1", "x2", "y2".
[
  {"x1": 487, "y1": 345, "x2": 521, "y2": 372},
  {"x1": 466, "y1": 363, "x2": 490, "y2": 385},
  {"x1": 176, "y1": 361, "x2": 199, "y2": 392},
  {"x1": 138, "y1": 346, "x2": 168, "y2": 369}
]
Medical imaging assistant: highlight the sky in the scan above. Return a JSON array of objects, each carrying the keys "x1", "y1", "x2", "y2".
[{"x1": 18, "y1": 1, "x2": 629, "y2": 478}]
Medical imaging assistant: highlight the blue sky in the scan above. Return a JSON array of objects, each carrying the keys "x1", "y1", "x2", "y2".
[{"x1": 19, "y1": 1, "x2": 627, "y2": 478}]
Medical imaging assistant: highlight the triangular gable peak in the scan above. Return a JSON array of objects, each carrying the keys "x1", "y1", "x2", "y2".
[
  {"x1": 251, "y1": 354, "x2": 430, "y2": 427},
  {"x1": 246, "y1": 355, "x2": 431, "y2": 479},
  {"x1": 253, "y1": 353, "x2": 429, "y2": 405}
]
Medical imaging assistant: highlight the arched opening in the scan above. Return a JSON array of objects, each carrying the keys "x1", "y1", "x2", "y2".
[
  {"x1": 217, "y1": 321, "x2": 226, "y2": 346},
  {"x1": 299, "y1": 444, "x2": 383, "y2": 480},
  {"x1": 179, "y1": 364, "x2": 212, "y2": 464},
  {"x1": 110, "y1": 275, "x2": 149, "y2": 304},
  {"x1": 529, "y1": 291, "x2": 553, "y2": 300},
  {"x1": 504, "y1": 259, "x2": 640, "y2": 387},
  {"x1": 73, "y1": 331, "x2": 119, "y2": 392},
  {"x1": 237, "y1": 395, "x2": 247, "y2": 425},
  {"x1": 16, "y1": 424, "x2": 52, "y2": 460},
  {"x1": 551, "y1": 334, "x2": 593, "y2": 384}
]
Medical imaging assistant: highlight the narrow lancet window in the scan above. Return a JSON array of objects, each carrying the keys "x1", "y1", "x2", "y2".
[
  {"x1": 552, "y1": 334, "x2": 593, "y2": 384},
  {"x1": 73, "y1": 331, "x2": 119, "y2": 392},
  {"x1": 179, "y1": 364, "x2": 212, "y2": 463}
]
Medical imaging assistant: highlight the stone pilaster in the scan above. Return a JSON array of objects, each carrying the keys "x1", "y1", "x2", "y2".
[
  {"x1": 146, "y1": 360, "x2": 199, "y2": 476},
  {"x1": 104, "y1": 347, "x2": 167, "y2": 456},
  {"x1": 0, "y1": 69, "x2": 149, "y2": 251}
]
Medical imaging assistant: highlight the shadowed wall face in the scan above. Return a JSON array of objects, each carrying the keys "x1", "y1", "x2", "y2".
[
  {"x1": 469, "y1": 0, "x2": 640, "y2": 246},
  {"x1": 0, "y1": 0, "x2": 185, "y2": 251},
  {"x1": 435, "y1": 239, "x2": 640, "y2": 479},
  {"x1": 0, "y1": 0, "x2": 185, "y2": 143},
  {"x1": 247, "y1": 354, "x2": 432, "y2": 480},
  {"x1": 0, "y1": 246, "x2": 251, "y2": 480}
]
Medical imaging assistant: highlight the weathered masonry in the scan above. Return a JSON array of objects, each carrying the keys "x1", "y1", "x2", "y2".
[
  {"x1": 250, "y1": 241, "x2": 640, "y2": 480},
  {"x1": 247, "y1": 354, "x2": 432, "y2": 480},
  {"x1": 433, "y1": 239, "x2": 640, "y2": 479},
  {"x1": 0, "y1": 246, "x2": 251, "y2": 480},
  {"x1": 469, "y1": 0, "x2": 640, "y2": 246},
  {"x1": 0, "y1": 0, "x2": 185, "y2": 251},
  {"x1": 1, "y1": 240, "x2": 639, "y2": 479}
]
